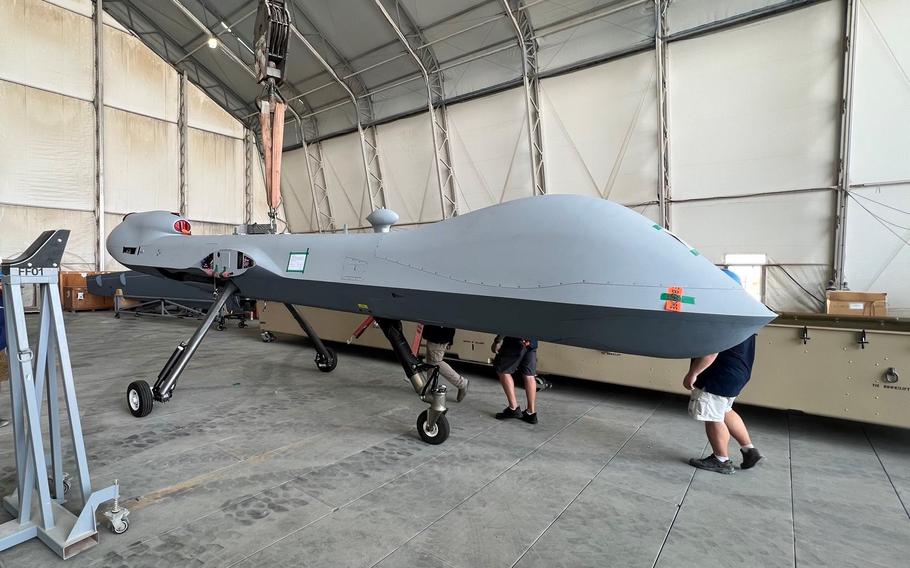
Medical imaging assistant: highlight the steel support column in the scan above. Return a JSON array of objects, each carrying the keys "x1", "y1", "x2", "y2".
[
  {"x1": 94, "y1": 0, "x2": 105, "y2": 270},
  {"x1": 178, "y1": 70, "x2": 188, "y2": 216},
  {"x1": 655, "y1": 0, "x2": 671, "y2": 228},
  {"x1": 244, "y1": 129, "x2": 253, "y2": 225},
  {"x1": 832, "y1": 0, "x2": 859, "y2": 290},
  {"x1": 371, "y1": 0, "x2": 458, "y2": 218},
  {"x1": 501, "y1": 0, "x2": 546, "y2": 196}
]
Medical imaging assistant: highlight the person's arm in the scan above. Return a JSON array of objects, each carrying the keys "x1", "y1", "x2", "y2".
[
  {"x1": 491, "y1": 335, "x2": 503, "y2": 354},
  {"x1": 683, "y1": 353, "x2": 717, "y2": 390}
]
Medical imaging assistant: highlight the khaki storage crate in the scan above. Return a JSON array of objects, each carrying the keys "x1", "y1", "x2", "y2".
[{"x1": 826, "y1": 291, "x2": 886, "y2": 317}]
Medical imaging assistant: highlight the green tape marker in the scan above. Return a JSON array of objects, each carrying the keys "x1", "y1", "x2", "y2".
[
  {"x1": 652, "y1": 224, "x2": 662, "y2": 231},
  {"x1": 660, "y1": 292, "x2": 696, "y2": 305}
]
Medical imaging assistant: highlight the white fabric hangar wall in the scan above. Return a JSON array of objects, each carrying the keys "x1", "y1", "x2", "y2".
[
  {"x1": 0, "y1": 0, "x2": 262, "y2": 271},
  {"x1": 448, "y1": 88, "x2": 534, "y2": 213},
  {"x1": 540, "y1": 50, "x2": 659, "y2": 219},
  {"x1": 668, "y1": 1, "x2": 843, "y2": 311},
  {"x1": 844, "y1": 0, "x2": 910, "y2": 315}
]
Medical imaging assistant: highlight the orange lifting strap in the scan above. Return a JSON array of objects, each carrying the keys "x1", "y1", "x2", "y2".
[{"x1": 258, "y1": 98, "x2": 286, "y2": 212}]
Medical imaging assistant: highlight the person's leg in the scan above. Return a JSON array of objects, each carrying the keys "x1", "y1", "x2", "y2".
[
  {"x1": 724, "y1": 409, "x2": 752, "y2": 447},
  {"x1": 522, "y1": 374, "x2": 536, "y2": 414},
  {"x1": 499, "y1": 372, "x2": 518, "y2": 409},
  {"x1": 495, "y1": 372, "x2": 523, "y2": 420},
  {"x1": 705, "y1": 420, "x2": 730, "y2": 459},
  {"x1": 726, "y1": 407, "x2": 764, "y2": 468},
  {"x1": 687, "y1": 389, "x2": 734, "y2": 474},
  {"x1": 426, "y1": 342, "x2": 465, "y2": 389}
]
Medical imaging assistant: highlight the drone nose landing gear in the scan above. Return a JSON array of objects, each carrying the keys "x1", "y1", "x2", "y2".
[
  {"x1": 376, "y1": 318, "x2": 450, "y2": 444},
  {"x1": 126, "y1": 281, "x2": 239, "y2": 417}
]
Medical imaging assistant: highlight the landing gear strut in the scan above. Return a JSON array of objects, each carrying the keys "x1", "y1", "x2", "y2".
[
  {"x1": 126, "y1": 282, "x2": 239, "y2": 417},
  {"x1": 284, "y1": 304, "x2": 337, "y2": 373},
  {"x1": 376, "y1": 318, "x2": 450, "y2": 444}
]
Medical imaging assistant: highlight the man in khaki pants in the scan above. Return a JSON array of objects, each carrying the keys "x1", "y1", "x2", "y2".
[{"x1": 422, "y1": 325, "x2": 469, "y2": 402}]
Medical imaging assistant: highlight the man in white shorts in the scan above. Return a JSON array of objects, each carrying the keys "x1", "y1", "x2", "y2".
[{"x1": 682, "y1": 270, "x2": 763, "y2": 474}]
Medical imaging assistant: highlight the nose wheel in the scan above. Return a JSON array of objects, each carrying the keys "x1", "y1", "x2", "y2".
[
  {"x1": 127, "y1": 380, "x2": 154, "y2": 417},
  {"x1": 417, "y1": 410, "x2": 449, "y2": 445}
]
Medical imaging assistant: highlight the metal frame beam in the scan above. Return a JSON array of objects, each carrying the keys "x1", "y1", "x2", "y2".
[
  {"x1": 655, "y1": 0, "x2": 671, "y2": 228},
  {"x1": 287, "y1": 20, "x2": 386, "y2": 216},
  {"x1": 372, "y1": 0, "x2": 458, "y2": 218},
  {"x1": 94, "y1": 0, "x2": 105, "y2": 270},
  {"x1": 832, "y1": 0, "x2": 859, "y2": 289},
  {"x1": 501, "y1": 0, "x2": 546, "y2": 196}
]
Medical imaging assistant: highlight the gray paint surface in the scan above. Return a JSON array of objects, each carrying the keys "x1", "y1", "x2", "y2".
[{"x1": 108, "y1": 195, "x2": 775, "y2": 358}]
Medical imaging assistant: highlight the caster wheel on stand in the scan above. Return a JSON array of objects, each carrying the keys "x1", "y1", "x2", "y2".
[
  {"x1": 261, "y1": 331, "x2": 276, "y2": 343},
  {"x1": 416, "y1": 410, "x2": 449, "y2": 445},
  {"x1": 127, "y1": 380, "x2": 154, "y2": 417},
  {"x1": 111, "y1": 518, "x2": 129, "y2": 535}
]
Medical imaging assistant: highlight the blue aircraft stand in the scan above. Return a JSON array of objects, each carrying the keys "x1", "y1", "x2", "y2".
[{"x1": 1, "y1": 230, "x2": 129, "y2": 559}]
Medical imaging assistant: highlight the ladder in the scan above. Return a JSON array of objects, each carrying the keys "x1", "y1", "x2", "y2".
[{"x1": 1, "y1": 230, "x2": 129, "y2": 559}]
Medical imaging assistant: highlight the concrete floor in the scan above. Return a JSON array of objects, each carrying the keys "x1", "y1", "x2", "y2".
[{"x1": 1, "y1": 312, "x2": 909, "y2": 568}]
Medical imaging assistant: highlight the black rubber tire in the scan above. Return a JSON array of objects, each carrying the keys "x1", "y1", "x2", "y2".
[
  {"x1": 315, "y1": 347, "x2": 337, "y2": 373},
  {"x1": 238, "y1": 321, "x2": 247, "y2": 329},
  {"x1": 127, "y1": 380, "x2": 154, "y2": 418},
  {"x1": 416, "y1": 410, "x2": 449, "y2": 445}
]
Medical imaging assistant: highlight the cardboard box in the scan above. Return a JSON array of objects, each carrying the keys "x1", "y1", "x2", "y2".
[
  {"x1": 826, "y1": 291, "x2": 887, "y2": 317},
  {"x1": 62, "y1": 286, "x2": 113, "y2": 312}
]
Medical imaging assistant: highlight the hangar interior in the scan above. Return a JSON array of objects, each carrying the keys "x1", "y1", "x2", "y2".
[{"x1": 1, "y1": 0, "x2": 909, "y2": 566}]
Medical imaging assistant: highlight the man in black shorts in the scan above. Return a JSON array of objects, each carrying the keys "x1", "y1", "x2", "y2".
[{"x1": 491, "y1": 336, "x2": 538, "y2": 424}]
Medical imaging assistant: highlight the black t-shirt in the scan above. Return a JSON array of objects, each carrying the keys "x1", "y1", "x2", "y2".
[
  {"x1": 500, "y1": 336, "x2": 538, "y2": 352},
  {"x1": 423, "y1": 325, "x2": 456, "y2": 345},
  {"x1": 694, "y1": 335, "x2": 756, "y2": 397}
]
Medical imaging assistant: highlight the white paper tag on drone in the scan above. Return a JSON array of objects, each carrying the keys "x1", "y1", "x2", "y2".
[{"x1": 287, "y1": 250, "x2": 309, "y2": 273}]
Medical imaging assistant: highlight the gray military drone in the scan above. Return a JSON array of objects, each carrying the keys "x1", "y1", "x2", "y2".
[{"x1": 108, "y1": 195, "x2": 775, "y2": 444}]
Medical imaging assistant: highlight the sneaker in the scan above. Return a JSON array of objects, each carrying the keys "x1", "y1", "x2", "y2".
[
  {"x1": 521, "y1": 410, "x2": 538, "y2": 424},
  {"x1": 0, "y1": 418, "x2": 9, "y2": 428},
  {"x1": 456, "y1": 378, "x2": 469, "y2": 403},
  {"x1": 495, "y1": 406, "x2": 522, "y2": 420},
  {"x1": 740, "y1": 447, "x2": 763, "y2": 469},
  {"x1": 689, "y1": 454, "x2": 735, "y2": 474}
]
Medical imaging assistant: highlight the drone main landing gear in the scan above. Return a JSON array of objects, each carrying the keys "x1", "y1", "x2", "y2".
[
  {"x1": 375, "y1": 318, "x2": 450, "y2": 444},
  {"x1": 283, "y1": 304, "x2": 337, "y2": 372},
  {"x1": 127, "y1": 281, "x2": 239, "y2": 417}
]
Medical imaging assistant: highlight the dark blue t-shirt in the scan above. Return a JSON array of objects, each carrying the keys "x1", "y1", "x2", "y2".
[
  {"x1": 695, "y1": 335, "x2": 756, "y2": 397},
  {"x1": 500, "y1": 336, "x2": 538, "y2": 352}
]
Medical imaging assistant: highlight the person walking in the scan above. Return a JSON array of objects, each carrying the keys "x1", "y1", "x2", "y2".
[
  {"x1": 683, "y1": 269, "x2": 763, "y2": 474},
  {"x1": 422, "y1": 325, "x2": 469, "y2": 402},
  {"x1": 491, "y1": 335, "x2": 538, "y2": 424}
]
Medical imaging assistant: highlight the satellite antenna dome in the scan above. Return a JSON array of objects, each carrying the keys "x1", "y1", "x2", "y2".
[{"x1": 367, "y1": 208, "x2": 399, "y2": 233}]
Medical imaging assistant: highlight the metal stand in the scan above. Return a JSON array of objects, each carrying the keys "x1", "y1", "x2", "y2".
[
  {"x1": 1, "y1": 230, "x2": 128, "y2": 559},
  {"x1": 375, "y1": 318, "x2": 450, "y2": 445},
  {"x1": 114, "y1": 295, "x2": 206, "y2": 319},
  {"x1": 126, "y1": 281, "x2": 239, "y2": 417},
  {"x1": 283, "y1": 304, "x2": 336, "y2": 372}
]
